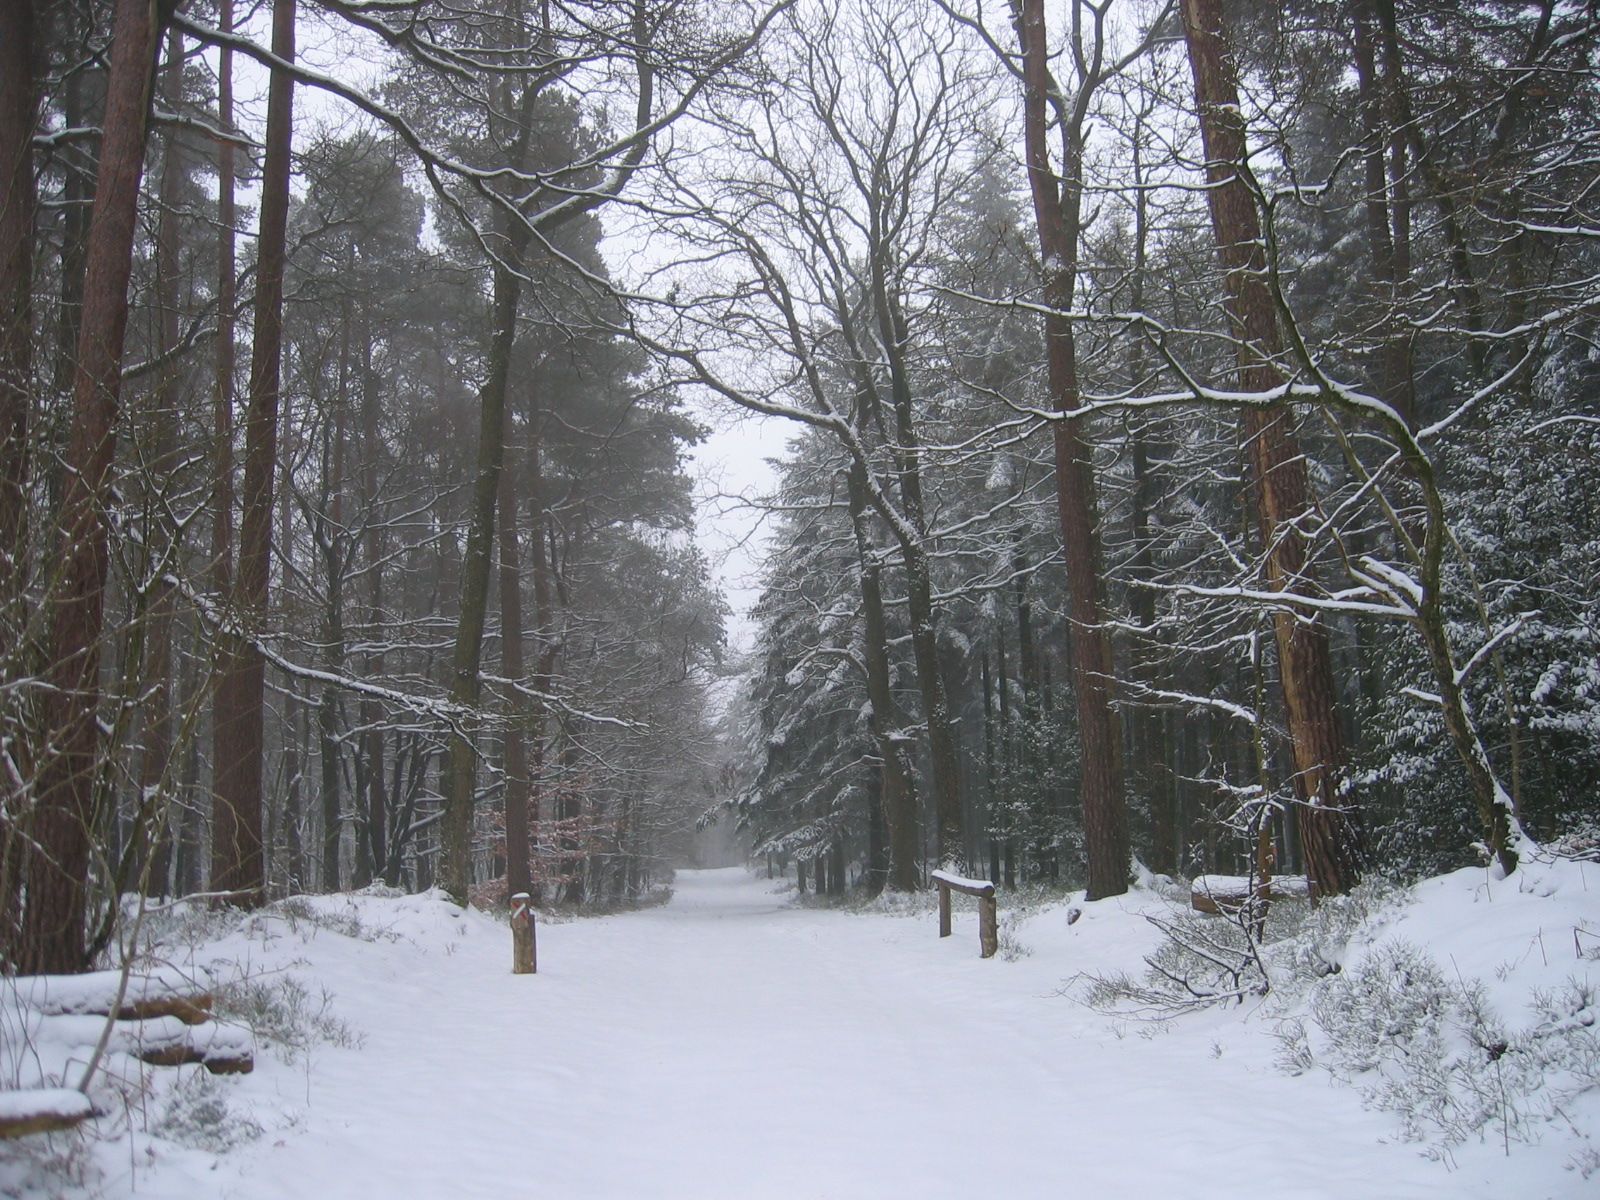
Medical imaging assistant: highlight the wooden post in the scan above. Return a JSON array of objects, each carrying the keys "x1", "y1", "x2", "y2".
[
  {"x1": 938, "y1": 880, "x2": 952, "y2": 938},
  {"x1": 511, "y1": 892, "x2": 536, "y2": 974},
  {"x1": 979, "y1": 893, "x2": 998, "y2": 959}
]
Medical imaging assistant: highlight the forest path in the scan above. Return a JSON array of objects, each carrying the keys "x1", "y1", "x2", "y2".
[{"x1": 194, "y1": 868, "x2": 1480, "y2": 1200}]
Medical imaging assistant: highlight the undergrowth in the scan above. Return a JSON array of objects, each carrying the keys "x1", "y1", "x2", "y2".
[
  {"x1": 1083, "y1": 870, "x2": 1599, "y2": 1158},
  {"x1": 213, "y1": 969, "x2": 363, "y2": 1064},
  {"x1": 1279, "y1": 944, "x2": 1600, "y2": 1154}
]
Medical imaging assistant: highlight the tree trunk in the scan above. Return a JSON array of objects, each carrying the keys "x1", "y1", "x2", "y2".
[
  {"x1": 24, "y1": 0, "x2": 168, "y2": 974},
  {"x1": 212, "y1": 0, "x2": 294, "y2": 909},
  {"x1": 996, "y1": 628, "x2": 1016, "y2": 886},
  {"x1": 0, "y1": 0, "x2": 35, "y2": 604},
  {"x1": 136, "y1": 27, "x2": 186, "y2": 896},
  {"x1": 524, "y1": 406, "x2": 559, "y2": 903},
  {"x1": 847, "y1": 463, "x2": 921, "y2": 891},
  {"x1": 1348, "y1": 0, "x2": 1414, "y2": 427},
  {"x1": 438, "y1": 220, "x2": 529, "y2": 905},
  {"x1": 982, "y1": 649, "x2": 1001, "y2": 886},
  {"x1": 318, "y1": 301, "x2": 350, "y2": 892},
  {"x1": 498, "y1": 393, "x2": 532, "y2": 899},
  {"x1": 209, "y1": 0, "x2": 237, "y2": 868},
  {"x1": 1016, "y1": 0, "x2": 1129, "y2": 900},
  {"x1": 359, "y1": 335, "x2": 389, "y2": 885},
  {"x1": 51, "y1": 6, "x2": 102, "y2": 402},
  {"x1": 0, "y1": 0, "x2": 38, "y2": 964},
  {"x1": 1179, "y1": 0, "x2": 1363, "y2": 899},
  {"x1": 282, "y1": 685, "x2": 305, "y2": 891},
  {"x1": 865, "y1": 252, "x2": 963, "y2": 868}
]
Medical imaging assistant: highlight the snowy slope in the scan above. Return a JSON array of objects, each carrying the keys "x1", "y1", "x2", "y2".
[{"x1": 3, "y1": 863, "x2": 1596, "y2": 1199}]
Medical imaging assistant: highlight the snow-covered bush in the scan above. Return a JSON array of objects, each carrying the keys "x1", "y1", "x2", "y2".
[
  {"x1": 1292, "y1": 939, "x2": 1600, "y2": 1152},
  {"x1": 214, "y1": 972, "x2": 361, "y2": 1063},
  {"x1": 267, "y1": 896, "x2": 400, "y2": 944},
  {"x1": 996, "y1": 911, "x2": 1032, "y2": 961},
  {"x1": 1085, "y1": 875, "x2": 1404, "y2": 1016},
  {"x1": 154, "y1": 1073, "x2": 265, "y2": 1153},
  {"x1": 1083, "y1": 906, "x2": 1283, "y2": 1014}
]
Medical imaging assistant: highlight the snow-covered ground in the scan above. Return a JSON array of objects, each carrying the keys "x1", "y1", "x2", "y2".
[{"x1": 4, "y1": 862, "x2": 1598, "y2": 1198}]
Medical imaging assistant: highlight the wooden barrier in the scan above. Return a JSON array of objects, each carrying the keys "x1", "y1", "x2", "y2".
[
  {"x1": 931, "y1": 870, "x2": 998, "y2": 959},
  {"x1": 511, "y1": 893, "x2": 537, "y2": 974}
]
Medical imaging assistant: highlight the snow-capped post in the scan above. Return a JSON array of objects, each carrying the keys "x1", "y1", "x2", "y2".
[
  {"x1": 511, "y1": 893, "x2": 536, "y2": 975},
  {"x1": 930, "y1": 870, "x2": 998, "y2": 959}
]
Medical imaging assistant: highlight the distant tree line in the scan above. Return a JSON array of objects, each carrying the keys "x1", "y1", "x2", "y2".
[
  {"x1": 2, "y1": 0, "x2": 1597, "y2": 977},
  {"x1": 0, "y1": 0, "x2": 773, "y2": 973},
  {"x1": 711, "y1": 0, "x2": 1600, "y2": 899}
]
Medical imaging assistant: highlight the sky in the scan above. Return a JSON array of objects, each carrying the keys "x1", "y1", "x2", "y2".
[{"x1": 684, "y1": 404, "x2": 785, "y2": 652}]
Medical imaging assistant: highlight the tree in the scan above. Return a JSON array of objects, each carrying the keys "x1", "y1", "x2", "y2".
[
  {"x1": 23, "y1": 0, "x2": 173, "y2": 972},
  {"x1": 0, "y1": 0, "x2": 39, "y2": 965},
  {"x1": 213, "y1": 0, "x2": 296, "y2": 908},
  {"x1": 1008, "y1": 0, "x2": 1162, "y2": 899},
  {"x1": 1178, "y1": 0, "x2": 1364, "y2": 899}
]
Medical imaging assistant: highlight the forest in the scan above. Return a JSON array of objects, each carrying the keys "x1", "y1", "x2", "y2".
[{"x1": 1, "y1": 0, "x2": 1597, "y2": 978}]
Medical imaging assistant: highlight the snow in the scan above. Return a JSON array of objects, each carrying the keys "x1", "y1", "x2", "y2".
[{"x1": 4, "y1": 866, "x2": 1596, "y2": 1198}]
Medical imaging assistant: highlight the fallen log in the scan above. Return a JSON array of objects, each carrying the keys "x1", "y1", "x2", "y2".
[
  {"x1": 0, "y1": 1089, "x2": 93, "y2": 1140},
  {"x1": 33, "y1": 1014, "x2": 254, "y2": 1075},
  {"x1": 1190, "y1": 874, "x2": 1310, "y2": 915},
  {"x1": 16, "y1": 967, "x2": 213, "y2": 1025}
]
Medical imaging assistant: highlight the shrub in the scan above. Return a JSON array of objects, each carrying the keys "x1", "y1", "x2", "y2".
[
  {"x1": 1299, "y1": 940, "x2": 1600, "y2": 1152},
  {"x1": 154, "y1": 1073, "x2": 264, "y2": 1153},
  {"x1": 213, "y1": 972, "x2": 362, "y2": 1064}
]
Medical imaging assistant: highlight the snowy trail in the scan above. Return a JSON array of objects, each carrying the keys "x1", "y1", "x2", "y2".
[{"x1": 128, "y1": 869, "x2": 1537, "y2": 1199}]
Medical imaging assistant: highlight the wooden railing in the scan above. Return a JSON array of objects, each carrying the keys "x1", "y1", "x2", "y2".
[{"x1": 931, "y1": 870, "x2": 998, "y2": 959}]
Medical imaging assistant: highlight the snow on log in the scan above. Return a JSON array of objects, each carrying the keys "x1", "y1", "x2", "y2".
[
  {"x1": 1190, "y1": 874, "x2": 1311, "y2": 915},
  {"x1": 32, "y1": 1014, "x2": 254, "y2": 1074},
  {"x1": 0, "y1": 1088, "x2": 93, "y2": 1139},
  {"x1": 15, "y1": 967, "x2": 213, "y2": 1025}
]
